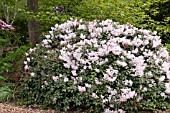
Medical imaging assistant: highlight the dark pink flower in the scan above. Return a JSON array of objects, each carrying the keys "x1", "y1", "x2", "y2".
[{"x1": 0, "y1": 19, "x2": 14, "y2": 30}]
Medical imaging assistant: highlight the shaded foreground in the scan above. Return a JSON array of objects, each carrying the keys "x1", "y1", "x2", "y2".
[{"x1": 0, "y1": 102, "x2": 170, "y2": 113}]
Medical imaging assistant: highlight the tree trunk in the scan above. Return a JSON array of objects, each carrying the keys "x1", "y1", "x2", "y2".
[{"x1": 27, "y1": 0, "x2": 40, "y2": 46}]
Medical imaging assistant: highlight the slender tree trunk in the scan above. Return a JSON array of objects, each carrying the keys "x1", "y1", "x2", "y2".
[{"x1": 27, "y1": 0, "x2": 40, "y2": 46}]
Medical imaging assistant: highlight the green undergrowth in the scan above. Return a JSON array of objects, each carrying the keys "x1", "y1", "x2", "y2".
[{"x1": 0, "y1": 45, "x2": 29, "y2": 74}]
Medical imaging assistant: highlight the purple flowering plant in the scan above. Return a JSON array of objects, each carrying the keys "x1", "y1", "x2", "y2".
[{"x1": 20, "y1": 19, "x2": 170, "y2": 112}]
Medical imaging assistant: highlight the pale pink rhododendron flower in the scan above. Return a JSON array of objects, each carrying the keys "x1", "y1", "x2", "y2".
[
  {"x1": 159, "y1": 76, "x2": 165, "y2": 82},
  {"x1": 24, "y1": 65, "x2": 29, "y2": 70},
  {"x1": 64, "y1": 77, "x2": 69, "y2": 82},
  {"x1": 123, "y1": 80, "x2": 133, "y2": 86},
  {"x1": 165, "y1": 83, "x2": 170, "y2": 94},
  {"x1": 92, "y1": 93, "x2": 98, "y2": 99},
  {"x1": 120, "y1": 89, "x2": 137, "y2": 102},
  {"x1": 78, "y1": 86, "x2": 86, "y2": 93},
  {"x1": 27, "y1": 57, "x2": 31, "y2": 62},
  {"x1": 71, "y1": 70, "x2": 77, "y2": 76},
  {"x1": 30, "y1": 72, "x2": 35, "y2": 77},
  {"x1": 85, "y1": 83, "x2": 92, "y2": 88},
  {"x1": 25, "y1": 53, "x2": 29, "y2": 56},
  {"x1": 44, "y1": 81, "x2": 48, "y2": 85},
  {"x1": 116, "y1": 60, "x2": 127, "y2": 67},
  {"x1": 160, "y1": 92, "x2": 166, "y2": 97},
  {"x1": 52, "y1": 76, "x2": 59, "y2": 82},
  {"x1": 24, "y1": 61, "x2": 27, "y2": 65}
]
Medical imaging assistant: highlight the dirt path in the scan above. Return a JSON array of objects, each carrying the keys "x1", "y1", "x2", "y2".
[
  {"x1": 1, "y1": 102, "x2": 170, "y2": 113},
  {"x1": 0, "y1": 103, "x2": 55, "y2": 113}
]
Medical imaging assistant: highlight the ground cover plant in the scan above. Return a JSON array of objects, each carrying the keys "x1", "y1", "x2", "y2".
[{"x1": 20, "y1": 19, "x2": 170, "y2": 112}]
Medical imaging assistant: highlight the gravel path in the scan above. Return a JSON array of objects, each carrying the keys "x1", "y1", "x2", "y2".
[
  {"x1": 0, "y1": 103, "x2": 55, "y2": 113},
  {"x1": 1, "y1": 102, "x2": 170, "y2": 113}
]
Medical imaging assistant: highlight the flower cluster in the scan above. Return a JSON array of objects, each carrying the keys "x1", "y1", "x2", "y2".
[
  {"x1": 21, "y1": 19, "x2": 170, "y2": 112},
  {"x1": 0, "y1": 19, "x2": 14, "y2": 30}
]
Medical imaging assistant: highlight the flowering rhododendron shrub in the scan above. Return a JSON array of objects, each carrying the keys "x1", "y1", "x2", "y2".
[{"x1": 20, "y1": 19, "x2": 170, "y2": 113}]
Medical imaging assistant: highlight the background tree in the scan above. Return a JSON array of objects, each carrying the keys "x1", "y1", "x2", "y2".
[{"x1": 27, "y1": 0, "x2": 40, "y2": 46}]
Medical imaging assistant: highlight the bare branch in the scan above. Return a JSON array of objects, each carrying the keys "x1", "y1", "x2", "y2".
[{"x1": 11, "y1": 0, "x2": 18, "y2": 25}]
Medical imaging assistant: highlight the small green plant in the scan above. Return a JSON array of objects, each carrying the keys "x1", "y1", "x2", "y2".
[
  {"x1": 0, "y1": 76, "x2": 15, "y2": 102},
  {"x1": 0, "y1": 75, "x2": 5, "y2": 82},
  {"x1": 0, "y1": 87, "x2": 14, "y2": 102},
  {"x1": 0, "y1": 38, "x2": 8, "y2": 48},
  {"x1": 0, "y1": 75, "x2": 5, "y2": 81}
]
